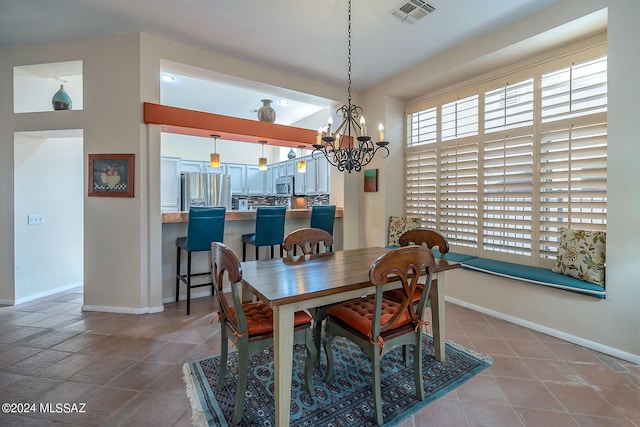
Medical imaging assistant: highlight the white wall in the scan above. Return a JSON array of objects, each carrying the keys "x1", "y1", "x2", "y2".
[
  {"x1": 0, "y1": 33, "x2": 152, "y2": 311},
  {"x1": 13, "y1": 133, "x2": 83, "y2": 301}
]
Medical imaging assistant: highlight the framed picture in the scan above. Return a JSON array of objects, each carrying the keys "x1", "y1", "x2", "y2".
[
  {"x1": 364, "y1": 168, "x2": 378, "y2": 192},
  {"x1": 88, "y1": 153, "x2": 135, "y2": 198}
]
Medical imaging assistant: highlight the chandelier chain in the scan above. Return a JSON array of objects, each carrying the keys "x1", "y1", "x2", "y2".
[{"x1": 347, "y1": 0, "x2": 352, "y2": 106}]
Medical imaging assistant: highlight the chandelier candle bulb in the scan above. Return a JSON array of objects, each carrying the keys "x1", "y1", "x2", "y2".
[
  {"x1": 327, "y1": 117, "x2": 333, "y2": 135},
  {"x1": 360, "y1": 116, "x2": 366, "y2": 136},
  {"x1": 379, "y1": 123, "x2": 385, "y2": 141},
  {"x1": 316, "y1": 128, "x2": 322, "y2": 146}
]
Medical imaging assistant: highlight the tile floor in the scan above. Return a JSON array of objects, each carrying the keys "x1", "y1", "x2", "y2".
[{"x1": 0, "y1": 287, "x2": 638, "y2": 426}]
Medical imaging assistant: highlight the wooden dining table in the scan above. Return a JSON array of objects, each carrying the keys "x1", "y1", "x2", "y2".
[{"x1": 240, "y1": 246, "x2": 460, "y2": 427}]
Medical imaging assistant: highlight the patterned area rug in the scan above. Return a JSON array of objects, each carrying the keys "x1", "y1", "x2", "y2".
[{"x1": 183, "y1": 335, "x2": 492, "y2": 426}]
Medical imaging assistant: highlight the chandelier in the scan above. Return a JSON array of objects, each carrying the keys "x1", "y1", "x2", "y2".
[{"x1": 312, "y1": 0, "x2": 389, "y2": 173}]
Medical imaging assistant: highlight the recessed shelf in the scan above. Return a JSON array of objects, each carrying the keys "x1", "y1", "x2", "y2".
[{"x1": 14, "y1": 60, "x2": 83, "y2": 113}]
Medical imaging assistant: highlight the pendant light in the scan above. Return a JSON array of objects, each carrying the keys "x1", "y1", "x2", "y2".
[
  {"x1": 297, "y1": 145, "x2": 306, "y2": 173},
  {"x1": 209, "y1": 134, "x2": 220, "y2": 167},
  {"x1": 258, "y1": 141, "x2": 268, "y2": 171}
]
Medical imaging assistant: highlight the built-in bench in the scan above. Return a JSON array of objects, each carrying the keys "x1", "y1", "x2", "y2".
[
  {"x1": 386, "y1": 245, "x2": 606, "y2": 299},
  {"x1": 435, "y1": 250, "x2": 606, "y2": 299}
]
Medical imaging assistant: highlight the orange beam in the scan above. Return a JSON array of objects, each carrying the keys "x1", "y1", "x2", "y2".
[{"x1": 144, "y1": 102, "x2": 317, "y2": 148}]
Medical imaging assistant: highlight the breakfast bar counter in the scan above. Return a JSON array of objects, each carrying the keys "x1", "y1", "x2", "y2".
[
  {"x1": 162, "y1": 207, "x2": 344, "y2": 304},
  {"x1": 162, "y1": 207, "x2": 343, "y2": 223}
]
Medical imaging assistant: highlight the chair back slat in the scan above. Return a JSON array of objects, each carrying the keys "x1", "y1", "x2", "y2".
[
  {"x1": 186, "y1": 207, "x2": 226, "y2": 251},
  {"x1": 283, "y1": 228, "x2": 334, "y2": 255},
  {"x1": 398, "y1": 228, "x2": 449, "y2": 259}
]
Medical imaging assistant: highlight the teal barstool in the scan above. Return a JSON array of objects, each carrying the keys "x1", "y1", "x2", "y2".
[
  {"x1": 176, "y1": 206, "x2": 226, "y2": 314},
  {"x1": 310, "y1": 205, "x2": 336, "y2": 252},
  {"x1": 242, "y1": 206, "x2": 286, "y2": 261}
]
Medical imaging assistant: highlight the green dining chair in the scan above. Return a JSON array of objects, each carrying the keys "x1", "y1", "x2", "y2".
[
  {"x1": 175, "y1": 206, "x2": 225, "y2": 315},
  {"x1": 283, "y1": 227, "x2": 334, "y2": 363},
  {"x1": 323, "y1": 245, "x2": 436, "y2": 426},
  {"x1": 384, "y1": 228, "x2": 449, "y2": 365},
  {"x1": 241, "y1": 206, "x2": 286, "y2": 261},
  {"x1": 211, "y1": 241, "x2": 316, "y2": 424},
  {"x1": 384, "y1": 228, "x2": 449, "y2": 303}
]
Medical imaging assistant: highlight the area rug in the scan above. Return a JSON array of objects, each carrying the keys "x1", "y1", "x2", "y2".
[{"x1": 183, "y1": 335, "x2": 492, "y2": 426}]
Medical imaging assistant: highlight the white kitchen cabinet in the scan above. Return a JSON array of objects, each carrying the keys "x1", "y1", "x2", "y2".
[
  {"x1": 294, "y1": 162, "x2": 306, "y2": 195},
  {"x1": 286, "y1": 160, "x2": 295, "y2": 177},
  {"x1": 265, "y1": 166, "x2": 275, "y2": 195},
  {"x1": 180, "y1": 160, "x2": 204, "y2": 173},
  {"x1": 277, "y1": 162, "x2": 287, "y2": 178},
  {"x1": 226, "y1": 163, "x2": 246, "y2": 195},
  {"x1": 203, "y1": 164, "x2": 225, "y2": 174},
  {"x1": 294, "y1": 156, "x2": 313, "y2": 195},
  {"x1": 246, "y1": 165, "x2": 266, "y2": 195},
  {"x1": 316, "y1": 155, "x2": 330, "y2": 194},
  {"x1": 304, "y1": 156, "x2": 317, "y2": 194},
  {"x1": 161, "y1": 157, "x2": 181, "y2": 212}
]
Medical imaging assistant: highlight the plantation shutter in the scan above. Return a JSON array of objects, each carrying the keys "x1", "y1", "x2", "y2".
[
  {"x1": 404, "y1": 41, "x2": 606, "y2": 264},
  {"x1": 405, "y1": 145, "x2": 437, "y2": 230},
  {"x1": 406, "y1": 106, "x2": 438, "y2": 228},
  {"x1": 484, "y1": 70, "x2": 534, "y2": 133},
  {"x1": 538, "y1": 115, "x2": 607, "y2": 259},
  {"x1": 541, "y1": 49, "x2": 607, "y2": 123},
  {"x1": 439, "y1": 138, "x2": 478, "y2": 248},
  {"x1": 483, "y1": 130, "x2": 534, "y2": 255},
  {"x1": 407, "y1": 106, "x2": 437, "y2": 147}
]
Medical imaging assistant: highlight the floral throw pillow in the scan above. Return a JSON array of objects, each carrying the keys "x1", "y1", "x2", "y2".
[
  {"x1": 388, "y1": 216, "x2": 421, "y2": 247},
  {"x1": 552, "y1": 227, "x2": 606, "y2": 286}
]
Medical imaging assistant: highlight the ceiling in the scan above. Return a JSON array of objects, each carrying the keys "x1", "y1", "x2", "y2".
[{"x1": 2, "y1": 0, "x2": 564, "y2": 125}]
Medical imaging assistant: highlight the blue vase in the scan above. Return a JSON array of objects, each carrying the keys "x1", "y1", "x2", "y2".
[
  {"x1": 288, "y1": 148, "x2": 296, "y2": 159},
  {"x1": 52, "y1": 84, "x2": 72, "y2": 110}
]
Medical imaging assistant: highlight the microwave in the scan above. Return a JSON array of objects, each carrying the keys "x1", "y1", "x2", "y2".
[{"x1": 275, "y1": 176, "x2": 295, "y2": 197}]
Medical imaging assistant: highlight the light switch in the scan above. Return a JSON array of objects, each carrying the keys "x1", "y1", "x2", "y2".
[{"x1": 28, "y1": 214, "x2": 45, "y2": 225}]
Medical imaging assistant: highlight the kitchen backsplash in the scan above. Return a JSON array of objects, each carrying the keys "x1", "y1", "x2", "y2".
[{"x1": 232, "y1": 195, "x2": 330, "y2": 209}]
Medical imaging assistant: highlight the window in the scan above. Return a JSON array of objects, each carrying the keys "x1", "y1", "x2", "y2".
[{"x1": 405, "y1": 44, "x2": 607, "y2": 266}]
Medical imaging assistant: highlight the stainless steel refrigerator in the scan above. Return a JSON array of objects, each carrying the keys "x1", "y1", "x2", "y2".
[{"x1": 181, "y1": 172, "x2": 232, "y2": 211}]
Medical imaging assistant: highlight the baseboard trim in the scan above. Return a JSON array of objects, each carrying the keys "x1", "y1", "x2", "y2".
[
  {"x1": 82, "y1": 304, "x2": 165, "y2": 314},
  {"x1": 7, "y1": 282, "x2": 83, "y2": 306},
  {"x1": 446, "y1": 296, "x2": 640, "y2": 365}
]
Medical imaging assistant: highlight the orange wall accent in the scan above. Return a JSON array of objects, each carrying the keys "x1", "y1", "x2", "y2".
[{"x1": 144, "y1": 102, "x2": 317, "y2": 148}]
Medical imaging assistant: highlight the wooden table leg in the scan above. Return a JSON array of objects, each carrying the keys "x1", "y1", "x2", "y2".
[
  {"x1": 429, "y1": 272, "x2": 446, "y2": 361},
  {"x1": 273, "y1": 304, "x2": 295, "y2": 427}
]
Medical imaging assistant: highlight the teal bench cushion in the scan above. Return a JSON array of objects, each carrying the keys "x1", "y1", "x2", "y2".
[
  {"x1": 385, "y1": 247, "x2": 477, "y2": 263},
  {"x1": 384, "y1": 247, "x2": 605, "y2": 299},
  {"x1": 435, "y1": 250, "x2": 477, "y2": 263},
  {"x1": 461, "y1": 257, "x2": 606, "y2": 299}
]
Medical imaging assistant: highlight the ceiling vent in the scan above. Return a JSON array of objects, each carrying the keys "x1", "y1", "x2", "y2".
[{"x1": 390, "y1": 0, "x2": 436, "y2": 24}]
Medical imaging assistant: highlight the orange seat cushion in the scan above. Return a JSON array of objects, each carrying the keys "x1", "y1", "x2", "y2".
[
  {"x1": 229, "y1": 301, "x2": 312, "y2": 337},
  {"x1": 383, "y1": 283, "x2": 425, "y2": 304},
  {"x1": 327, "y1": 295, "x2": 413, "y2": 337}
]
